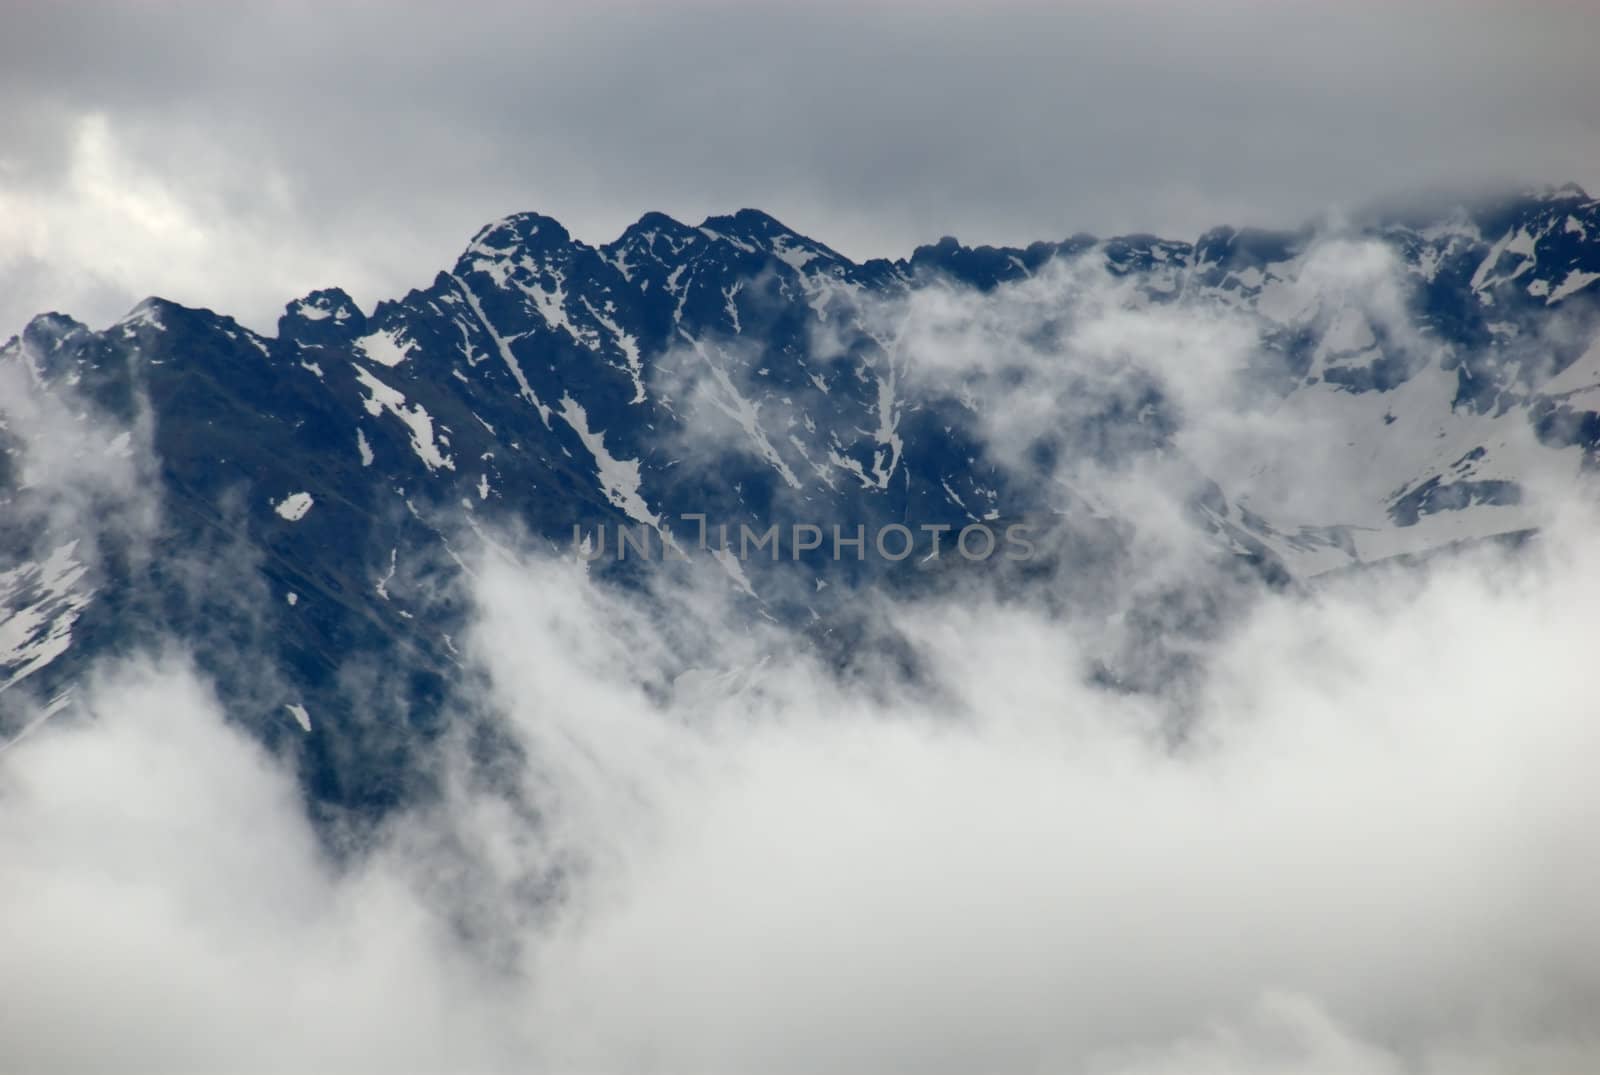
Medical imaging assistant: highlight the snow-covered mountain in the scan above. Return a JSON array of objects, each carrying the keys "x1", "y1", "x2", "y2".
[{"x1": 4, "y1": 184, "x2": 1599, "y2": 813}]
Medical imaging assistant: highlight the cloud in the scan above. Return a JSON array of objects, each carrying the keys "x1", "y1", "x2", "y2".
[
  {"x1": 4, "y1": 506, "x2": 1600, "y2": 1072},
  {"x1": 0, "y1": 323, "x2": 165, "y2": 713},
  {"x1": 0, "y1": 316, "x2": 162, "y2": 560},
  {"x1": 0, "y1": 113, "x2": 428, "y2": 337},
  {"x1": 0, "y1": 653, "x2": 526, "y2": 1075},
  {"x1": 4, "y1": 1, "x2": 1600, "y2": 334}
]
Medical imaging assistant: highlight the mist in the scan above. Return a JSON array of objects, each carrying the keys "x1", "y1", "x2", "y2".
[
  {"x1": 4, "y1": 186, "x2": 1599, "y2": 1073},
  {"x1": 2, "y1": 505, "x2": 1598, "y2": 1073}
]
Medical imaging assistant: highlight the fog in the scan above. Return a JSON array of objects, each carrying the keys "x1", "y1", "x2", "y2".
[
  {"x1": 1, "y1": 511, "x2": 1597, "y2": 1073},
  {"x1": 3, "y1": 201, "x2": 1599, "y2": 1073}
]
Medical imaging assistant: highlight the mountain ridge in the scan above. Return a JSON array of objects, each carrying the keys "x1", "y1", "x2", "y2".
[
  {"x1": 23, "y1": 180, "x2": 1594, "y2": 338},
  {"x1": 4, "y1": 183, "x2": 1600, "y2": 818}
]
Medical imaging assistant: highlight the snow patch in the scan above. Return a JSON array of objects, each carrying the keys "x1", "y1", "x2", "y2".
[
  {"x1": 352, "y1": 366, "x2": 455, "y2": 471},
  {"x1": 1548, "y1": 270, "x2": 1600, "y2": 305},
  {"x1": 451, "y1": 275, "x2": 552, "y2": 424},
  {"x1": 581, "y1": 298, "x2": 647, "y2": 403},
  {"x1": 284, "y1": 703, "x2": 311, "y2": 732},
  {"x1": 273, "y1": 492, "x2": 314, "y2": 522},
  {"x1": 558, "y1": 395, "x2": 659, "y2": 526},
  {"x1": 355, "y1": 328, "x2": 415, "y2": 368},
  {"x1": 0, "y1": 541, "x2": 91, "y2": 695},
  {"x1": 376, "y1": 548, "x2": 397, "y2": 600},
  {"x1": 771, "y1": 234, "x2": 819, "y2": 272}
]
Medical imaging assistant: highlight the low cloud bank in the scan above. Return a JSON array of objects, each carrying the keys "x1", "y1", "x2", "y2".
[{"x1": 3, "y1": 514, "x2": 1599, "y2": 1074}]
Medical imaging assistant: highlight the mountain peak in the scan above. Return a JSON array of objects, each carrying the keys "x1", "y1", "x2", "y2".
[
  {"x1": 697, "y1": 209, "x2": 845, "y2": 266},
  {"x1": 1535, "y1": 181, "x2": 1589, "y2": 202},
  {"x1": 279, "y1": 287, "x2": 367, "y2": 344},
  {"x1": 699, "y1": 207, "x2": 787, "y2": 234},
  {"x1": 20, "y1": 311, "x2": 92, "y2": 351},
  {"x1": 608, "y1": 210, "x2": 697, "y2": 249},
  {"x1": 464, "y1": 211, "x2": 576, "y2": 258}
]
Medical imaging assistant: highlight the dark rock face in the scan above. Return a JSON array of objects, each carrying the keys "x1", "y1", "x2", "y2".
[{"x1": 4, "y1": 186, "x2": 1599, "y2": 819}]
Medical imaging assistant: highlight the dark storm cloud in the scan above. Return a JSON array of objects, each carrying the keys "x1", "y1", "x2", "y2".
[{"x1": 2, "y1": 0, "x2": 1597, "y2": 333}]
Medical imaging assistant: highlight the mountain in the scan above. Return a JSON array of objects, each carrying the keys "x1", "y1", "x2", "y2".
[{"x1": 4, "y1": 185, "x2": 1599, "y2": 821}]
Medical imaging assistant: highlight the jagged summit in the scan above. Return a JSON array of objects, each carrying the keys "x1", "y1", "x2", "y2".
[
  {"x1": 24, "y1": 183, "x2": 1597, "y2": 357},
  {"x1": 463, "y1": 210, "x2": 574, "y2": 253},
  {"x1": 279, "y1": 287, "x2": 367, "y2": 346}
]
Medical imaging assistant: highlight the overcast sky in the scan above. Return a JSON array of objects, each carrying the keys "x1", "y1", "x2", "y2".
[{"x1": 2, "y1": 0, "x2": 1597, "y2": 334}]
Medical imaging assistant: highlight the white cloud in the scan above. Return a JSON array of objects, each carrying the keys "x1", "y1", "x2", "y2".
[
  {"x1": 0, "y1": 114, "x2": 433, "y2": 336},
  {"x1": 0, "y1": 655, "x2": 526, "y2": 1074},
  {"x1": 4, "y1": 513, "x2": 1599, "y2": 1072}
]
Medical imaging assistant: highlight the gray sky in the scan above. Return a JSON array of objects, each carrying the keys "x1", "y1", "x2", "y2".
[{"x1": 2, "y1": 0, "x2": 1597, "y2": 334}]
